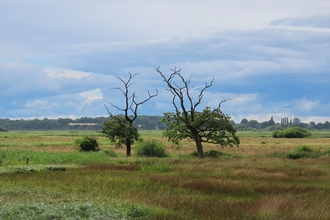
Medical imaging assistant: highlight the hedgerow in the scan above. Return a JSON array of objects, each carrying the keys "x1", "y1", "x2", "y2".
[{"x1": 272, "y1": 127, "x2": 311, "y2": 138}]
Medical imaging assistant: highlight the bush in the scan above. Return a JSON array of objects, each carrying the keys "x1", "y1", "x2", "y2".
[
  {"x1": 287, "y1": 145, "x2": 322, "y2": 159},
  {"x1": 204, "y1": 150, "x2": 227, "y2": 158},
  {"x1": 325, "y1": 148, "x2": 330, "y2": 154},
  {"x1": 135, "y1": 140, "x2": 168, "y2": 158},
  {"x1": 104, "y1": 150, "x2": 117, "y2": 157},
  {"x1": 75, "y1": 136, "x2": 100, "y2": 152},
  {"x1": 294, "y1": 145, "x2": 314, "y2": 153},
  {"x1": 269, "y1": 145, "x2": 326, "y2": 159},
  {"x1": 189, "y1": 150, "x2": 230, "y2": 158},
  {"x1": 272, "y1": 127, "x2": 311, "y2": 138}
]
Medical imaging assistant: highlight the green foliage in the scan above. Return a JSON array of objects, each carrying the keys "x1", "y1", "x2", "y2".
[
  {"x1": 269, "y1": 145, "x2": 325, "y2": 159},
  {"x1": 140, "y1": 164, "x2": 172, "y2": 172},
  {"x1": 0, "y1": 127, "x2": 8, "y2": 132},
  {"x1": 325, "y1": 148, "x2": 330, "y2": 154},
  {"x1": 286, "y1": 145, "x2": 322, "y2": 159},
  {"x1": 272, "y1": 127, "x2": 311, "y2": 138},
  {"x1": 45, "y1": 166, "x2": 67, "y2": 172},
  {"x1": 294, "y1": 145, "x2": 314, "y2": 153},
  {"x1": 103, "y1": 150, "x2": 117, "y2": 157},
  {"x1": 100, "y1": 116, "x2": 139, "y2": 148},
  {"x1": 0, "y1": 202, "x2": 130, "y2": 219},
  {"x1": 75, "y1": 136, "x2": 99, "y2": 152},
  {"x1": 135, "y1": 140, "x2": 169, "y2": 157},
  {"x1": 0, "y1": 150, "x2": 113, "y2": 165},
  {"x1": 162, "y1": 107, "x2": 240, "y2": 147},
  {"x1": 189, "y1": 150, "x2": 231, "y2": 158},
  {"x1": 127, "y1": 204, "x2": 147, "y2": 218}
]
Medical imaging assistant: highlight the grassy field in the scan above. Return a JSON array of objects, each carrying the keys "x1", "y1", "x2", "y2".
[{"x1": 0, "y1": 130, "x2": 330, "y2": 219}]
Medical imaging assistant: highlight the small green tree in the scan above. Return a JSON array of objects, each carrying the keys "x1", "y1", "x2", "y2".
[
  {"x1": 101, "y1": 72, "x2": 157, "y2": 157},
  {"x1": 100, "y1": 116, "x2": 140, "y2": 149},
  {"x1": 162, "y1": 107, "x2": 239, "y2": 158},
  {"x1": 157, "y1": 67, "x2": 239, "y2": 159}
]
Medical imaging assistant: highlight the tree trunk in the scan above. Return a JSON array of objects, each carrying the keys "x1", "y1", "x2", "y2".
[
  {"x1": 126, "y1": 139, "x2": 131, "y2": 157},
  {"x1": 194, "y1": 134, "x2": 204, "y2": 159}
]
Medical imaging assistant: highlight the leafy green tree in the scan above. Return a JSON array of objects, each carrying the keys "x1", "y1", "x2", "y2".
[
  {"x1": 101, "y1": 73, "x2": 158, "y2": 157},
  {"x1": 157, "y1": 67, "x2": 239, "y2": 159},
  {"x1": 240, "y1": 118, "x2": 248, "y2": 124},
  {"x1": 101, "y1": 116, "x2": 140, "y2": 149}
]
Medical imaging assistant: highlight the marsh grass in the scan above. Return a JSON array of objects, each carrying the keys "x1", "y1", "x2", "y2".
[
  {"x1": 0, "y1": 150, "x2": 118, "y2": 165},
  {"x1": 1, "y1": 130, "x2": 330, "y2": 219}
]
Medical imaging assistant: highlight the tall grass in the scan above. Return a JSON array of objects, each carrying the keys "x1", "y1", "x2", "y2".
[
  {"x1": 0, "y1": 150, "x2": 117, "y2": 165},
  {"x1": 1, "y1": 130, "x2": 330, "y2": 219}
]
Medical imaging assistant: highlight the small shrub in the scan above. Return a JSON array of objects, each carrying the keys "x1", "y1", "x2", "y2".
[
  {"x1": 325, "y1": 148, "x2": 330, "y2": 154},
  {"x1": 135, "y1": 140, "x2": 168, "y2": 158},
  {"x1": 189, "y1": 150, "x2": 230, "y2": 158},
  {"x1": 272, "y1": 127, "x2": 311, "y2": 138},
  {"x1": 294, "y1": 145, "x2": 314, "y2": 153},
  {"x1": 287, "y1": 145, "x2": 323, "y2": 159},
  {"x1": 287, "y1": 152, "x2": 310, "y2": 159},
  {"x1": 45, "y1": 166, "x2": 66, "y2": 172},
  {"x1": 75, "y1": 136, "x2": 99, "y2": 152},
  {"x1": 127, "y1": 204, "x2": 147, "y2": 218},
  {"x1": 204, "y1": 150, "x2": 227, "y2": 158},
  {"x1": 103, "y1": 150, "x2": 117, "y2": 157}
]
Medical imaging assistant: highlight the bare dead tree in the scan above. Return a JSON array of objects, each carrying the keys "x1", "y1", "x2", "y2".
[
  {"x1": 156, "y1": 67, "x2": 234, "y2": 158},
  {"x1": 105, "y1": 72, "x2": 158, "y2": 156}
]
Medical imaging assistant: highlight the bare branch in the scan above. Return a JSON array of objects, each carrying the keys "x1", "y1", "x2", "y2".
[
  {"x1": 216, "y1": 99, "x2": 230, "y2": 109},
  {"x1": 107, "y1": 102, "x2": 126, "y2": 112},
  {"x1": 194, "y1": 77, "x2": 214, "y2": 109},
  {"x1": 106, "y1": 72, "x2": 158, "y2": 124}
]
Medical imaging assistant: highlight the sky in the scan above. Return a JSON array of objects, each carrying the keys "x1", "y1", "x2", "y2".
[{"x1": 0, "y1": 0, "x2": 329, "y2": 123}]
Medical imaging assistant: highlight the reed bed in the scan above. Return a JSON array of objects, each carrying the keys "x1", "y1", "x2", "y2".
[{"x1": 0, "y1": 130, "x2": 330, "y2": 219}]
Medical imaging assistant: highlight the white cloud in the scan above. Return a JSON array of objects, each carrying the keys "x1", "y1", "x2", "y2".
[
  {"x1": 80, "y1": 88, "x2": 103, "y2": 105},
  {"x1": 1, "y1": 1, "x2": 330, "y2": 121},
  {"x1": 45, "y1": 68, "x2": 90, "y2": 79},
  {"x1": 25, "y1": 99, "x2": 61, "y2": 111}
]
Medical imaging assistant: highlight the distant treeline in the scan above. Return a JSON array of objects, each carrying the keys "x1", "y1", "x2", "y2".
[
  {"x1": 0, "y1": 116, "x2": 329, "y2": 131},
  {"x1": 0, "y1": 116, "x2": 165, "y2": 131},
  {"x1": 232, "y1": 117, "x2": 330, "y2": 131}
]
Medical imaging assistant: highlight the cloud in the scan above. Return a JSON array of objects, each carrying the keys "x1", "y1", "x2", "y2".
[
  {"x1": 270, "y1": 14, "x2": 330, "y2": 28},
  {"x1": 45, "y1": 68, "x2": 90, "y2": 79},
  {"x1": 0, "y1": 1, "x2": 329, "y2": 122},
  {"x1": 80, "y1": 88, "x2": 103, "y2": 105}
]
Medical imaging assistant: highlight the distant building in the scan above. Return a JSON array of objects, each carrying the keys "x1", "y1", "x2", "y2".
[
  {"x1": 68, "y1": 123, "x2": 99, "y2": 126},
  {"x1": 281, "y1": 117, "x2": 300, "y2": 127},
  {"x1": 292, "y1": 118, "x2": 300, "y2": 126},
  {"x1": 281, "y1": 117, "x2": 289, "y2": 126}
]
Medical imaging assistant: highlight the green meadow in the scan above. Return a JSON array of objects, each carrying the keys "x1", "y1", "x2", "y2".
[{"x1": 1, "y1": 130, "x2": 330, "y2": 219}]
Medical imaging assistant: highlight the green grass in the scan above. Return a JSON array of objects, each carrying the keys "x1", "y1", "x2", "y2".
[
  {"x1": 0, "y1": 150, "x2": 118, "y2": 165},
  {"x1": 1, "y1": 130, "x2": 330, "y2": 219}
]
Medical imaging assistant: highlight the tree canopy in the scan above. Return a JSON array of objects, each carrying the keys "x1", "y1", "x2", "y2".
[
  {"x1": 162, "y1": 107, "x2": 240, "y2": 147},
  {"x1": 101, "y1": 72, "x2": 158, "y2": 156},
  {"x1": 157, "y1": 67, "x2": 239, "y2": 158},
  {"x1": 100, "y1": 116, "x2": 140, "y2": 148}
]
